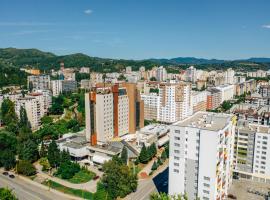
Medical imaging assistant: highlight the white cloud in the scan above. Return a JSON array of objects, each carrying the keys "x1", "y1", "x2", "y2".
[
  {"x1": 262, "y1": 24, "x2": 270, "y2": 29},
  {"x1": 84, "y1": 9, "x2": 93, "y2": 15}
]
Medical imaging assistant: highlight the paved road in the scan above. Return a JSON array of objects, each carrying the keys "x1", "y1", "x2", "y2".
[
  {"x1": 124, "y1": 179, "x2": 157, "y2": 200},
  {"x1": 0, "y1": 173, "x2": 74, "y2": 200}
]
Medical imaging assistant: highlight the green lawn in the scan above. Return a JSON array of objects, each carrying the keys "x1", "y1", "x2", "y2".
[
  {"x1": 42, "y1": 180, "x2": 93, "y2": 200},
  {"x1": 68, "y1": 169, "x2": 96, "y2": 184}
]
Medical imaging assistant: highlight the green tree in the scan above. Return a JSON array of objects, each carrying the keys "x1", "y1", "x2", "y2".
[
  {"x1": 18, "y1": 139, "x2": 39, "y2": 163},
  {"x1": 94, "y1": 182, "x2": 109, "y2": 200},
  {"x1": 101, "y1": 158, "x2": 138, "y2": 199},
  {"x1": 0, "y1": 150, "x2": 16, "y2": 170},
  {"x1": 47, "y1": 140, "x2": 60, "y2": 168},
  {"x1": 1, "y1": 99, "x2": 18, "y2": 126},
  {"x1": 39, "y1": 157, "x2": 50, "y2": 171},
  {"x1": 120, "y1": 147, "x2": 128, "y2": 165},
  {"x1": 41, "y1": 116, "x2": 53, "y2": 125},
  {"x1": 0, "y1": 187, "x2": 18, "y2": 200},
  {"x1": 157, "y1": 157, "x2": 163, "y2": 166},
  {"x1": 150, "y1": 77, "x2": 157, "y2": 81},
  {"x1": 17, "y1": 160, "x2": 36, "y2": 176},
  {"x1": 39, "y1": 141, "x2": 47, "y2": 158},
  {"x1": 151, "y1": 161, "x2": 158, "y2": 171},
  {"x1": 161, "y1": 150, "x2": 167, "y2": 161},
  {"x1": 139, "y1": 144, "x2": 150, "y2": 164},
  {"x1": 60, "y1": 149, "x2": 71, "y2": 164}
]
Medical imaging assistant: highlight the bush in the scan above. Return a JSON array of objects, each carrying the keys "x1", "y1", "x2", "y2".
[
  {"x1": 17, "y1": 160, "x2": 36, "y2": 176},
  {"x1": 39, "y1": 157, "x2": 50, "y2": 171},
  {"x1": 56, "y1": 162, "x2": 80, "y2": 179}
]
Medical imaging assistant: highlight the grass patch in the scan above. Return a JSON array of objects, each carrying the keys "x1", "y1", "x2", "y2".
[
  {"x1": 69, "y1": 169, "x2": 96, "y2": 184},
  {"x1": 42, "y1": 180, "x2": 93, "y2": 200}
]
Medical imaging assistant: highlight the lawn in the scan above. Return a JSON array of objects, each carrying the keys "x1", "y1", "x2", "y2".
[
  {"x1": 42, "y1": 180, "x2": 93, "y2": 200},
  {"x1": 68, "y1": 169, "x2": 96, "y2": 184}
]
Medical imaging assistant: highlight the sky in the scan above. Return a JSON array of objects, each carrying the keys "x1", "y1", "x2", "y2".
[{"x1": 0, "y1": 0, "x2": 270, "y2": 60}]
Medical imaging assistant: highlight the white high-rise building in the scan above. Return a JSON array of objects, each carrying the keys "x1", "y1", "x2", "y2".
[
  {"x1": 234, "y1": 123, "x2": 270, "y2": 183},
  {"x1": 215, "y1": 84, "x2": 234, "y2": 102},
  {"x1": 157, "y1": 66, "x2": 167, "y2": 81},
  {"x1": 186, "y1": 66, "x2": 197, "y2": 83},
  {"x1": 169, "y1": 112, "x2": 236, "y2": 200},
  {"x1": 141, "y1": 82, "x2": 192, "y2": 123},
  {"x1": 15, "y1": 97, "x2": 41, "y2": 130},
  {"x1": 27, "y1": 75, "x2": 50, "y2": 90},
  {"x1": 51, "y1": 80, "x2": 62, "y2": 97},
  {"x1": 225, "y1": 68, "x2": 235, "y2": 85}
]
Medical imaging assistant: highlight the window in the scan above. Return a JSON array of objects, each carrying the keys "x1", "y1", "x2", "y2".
[
  {"x1": 203, "y1": 197, "x2": 209, "y2": 200},
  {"x1": 261, "y1": 156, "x2": 266, "y2": 160},
  {"x1": 174, "y1": 162, "x2": 179, "y2": 167},
  {"x1": 204, "y1": 176, "x2": 210, "y2": 181},
  {"x1": 174, "y1": 150, "x2": 180, "y2": 154},
  {"x1": 261, "y1": 161, "x2": 266, "y2": 165},
  {"x1": 174, "y1": 136, "x2": 180, "y2": 141},
  {"x1": 174, "y1": 169, "x2": 179, "y2": 173},
  {"x1": 262, "y1": 146, "x2": 267, "y2": 150},
  {"x1": 174, "y1": 156, "x2": 180, "y2": 160},
  {"x1": 263, "y1": 136, "x2": 268, "y2": 140},
  {"x1": 203, "y1": 183, "x2": 210, "y2": 187},
  {"x1": 174, "y1": 143, "x2": 180, "y2": 147},
  {"x1": 203, "y1": 190, "x2": 210, "y2": 194},
  {"x1": 263, "y1": 141, "x2": 268, "y2": 145},
  {"x1": 262, "y1": 151, "x2": 266, "y2": 155},
  {"x1": 175, "y1": 130, "x2": 180, "y2": 134}
]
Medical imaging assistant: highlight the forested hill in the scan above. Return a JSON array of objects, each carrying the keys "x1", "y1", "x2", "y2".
[{"x1": 0, "y1": 48, "x2": 270, "y2": 87}]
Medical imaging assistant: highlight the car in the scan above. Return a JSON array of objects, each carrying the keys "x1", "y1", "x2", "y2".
[
  {"x1": 9, "y1": 174, "x2": 15, "y2": 179},
  {"x1": 2, "y1": 171, "x2": 9, "y2": 176},
  {"x1": 93, "y1": 175, "x2": 100, "y2": 180}
]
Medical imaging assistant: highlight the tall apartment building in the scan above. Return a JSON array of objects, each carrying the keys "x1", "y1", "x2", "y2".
[
  {"x1": 169, "y1": 112, "x2": 236, "y2": 200},
  {"x1": 207, "y1": 88, "x2": 222, "y2": 110},
  {"x1": 27, "y1": 75, "x2": 50, "y2": 90},
  {"x1": 156, "y1": 66, "x2": 167, "y2": 81},
  {"x1": 215, "y1": 85, "x2": 234, "y2": 102},
  {"x1": 186, "y1": 66, "x2": 197, "y2": 83},
  {"x1": 122, "y1": 83, "x2": 144, "y2": 133},
  {"x1": 141, "y1": 93, "x2": 160, "y2": 121},
  {"x1": 141, "y1": 82, "x2": 192, "y2": 123},
  {"x1": 51, "y1": 80, "x2": 62, "y2": 96},
  {"x1": 27, "y1": 90, "x2": 52, "y2": 116},
  {"x1": 234, "y1": 122, "x2": 270, "y2": 183},
  {"x1": 85, "y1": 84, "x2": 129, "y2": 145},
  {"x1": 191, "y1": 91, "x2": 207, "y2": 113},
  {"x1": 15, "y1": 97, "x2": 41, "y2": 130}
]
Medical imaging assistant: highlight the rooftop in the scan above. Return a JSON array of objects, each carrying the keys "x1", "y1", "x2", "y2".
[{"x1": 174, "y1": 111, "x2": 233, "y2": 131}]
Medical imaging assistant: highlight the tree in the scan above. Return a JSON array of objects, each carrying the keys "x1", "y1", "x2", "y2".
[
  {"x1": 94, "y1": 182, "x2": 109, "y2": 200},
  {"x1": 39, "y1": 141, "x2": 47, "y2": 158},
  {"x1": 151, "y1": 161, "x2": 158, "y2": 171},
  {"x1": 139, "y1": 144, "x2": 150, "y2": 164},
  {"x1": 150, "y1": 193, "x2": 186, "y2": 200},
  {"x1": 0, "y1": 150, "x2": 16, "y2": 170},
  {"x1": 101, "y1": 159, "x2": 138, "y2": 199},
  {"x1": 120, "y1": 147, "x2": 128, "y2": 165},
  {"x1": 150, "y1": 77, "x2": 157, "y2": 81},
  {"x1": 1, "y1": 99, "x2": 18, "y2": 126},
  {"x1": 0, "y1": 187, "x2": 18, "y2": 200},
  {"x1": 18, "y1": 139, "x2": 39, "y2": 163},
  {"x1": 41, "y1": 116, "x2": 53, "y2": 125},
  {"x1": 56, "y1": 162, "x2": 80, "y2": 179},
  {"x1": 60, "y1": 149, "x2": 71, "y2": 164},
  {"x1": 47, "y1": 140, "x2": 60, "y2": 168},
  {"x1": 149, "y1": 143, "x2": 157, "y2": 158},
  {"x1": 17, "y1": 160, "x2": 36, "y2": 176},
  {"x1": 161, "y1": 150, "x2": 167, "y2": 161},
  {"x1": 39, "y1": 157, "x2": 50, "y2": 171},
  {"x1": 157, "y1": 157, "x2": 163, "y2": 166}
]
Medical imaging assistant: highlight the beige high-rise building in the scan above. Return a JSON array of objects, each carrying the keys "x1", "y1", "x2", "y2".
[{"x1": 85, "y1": 84, "x2": 139, "y2": 145}]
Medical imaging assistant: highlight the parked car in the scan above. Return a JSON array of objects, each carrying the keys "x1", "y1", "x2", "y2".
[
  {"x1": 93, "y1": 175, "x2": 100, "y2": 180},
  {"x1": 228, "y1": 194, "x2": 237, "y2": 199},
  {"x1": 2, "y1": 171, "x2": 9, "y2": 176},
  {"x1": 9, "y1": 174, "x2": 15, "y2": 179}
]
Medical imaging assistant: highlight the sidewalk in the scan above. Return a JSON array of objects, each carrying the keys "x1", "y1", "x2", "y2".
[
  {"x1": 35, "y1": 163, "x2": 98, "y2": 193},
  {"x1": 0, "y1": 168, "x2": 82, "y2": 200}
]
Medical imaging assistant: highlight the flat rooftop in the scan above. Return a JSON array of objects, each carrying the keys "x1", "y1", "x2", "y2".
[
  {"x1": 174, "y1": 111, "x2": 233, "y2": 131},
  {"x1": 140, "y1": 124, "x2": 169, "y2": 135}
]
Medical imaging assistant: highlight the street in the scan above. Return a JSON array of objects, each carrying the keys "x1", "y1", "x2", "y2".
[{"x1": 0, "y1": 173, "x2": 75, "y2": 200}]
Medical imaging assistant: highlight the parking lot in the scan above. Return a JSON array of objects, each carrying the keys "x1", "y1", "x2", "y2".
[{"x1": 227, "y1": 179, "x2": 270, "y2": 200}]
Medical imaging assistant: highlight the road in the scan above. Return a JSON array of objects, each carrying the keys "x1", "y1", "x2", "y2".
[
  {"x1": 0, "y1": 173, "x2": 74, "y2": 200},
  {"x1": 124, "y1": 178, "x2": 158, "y2": 200}
]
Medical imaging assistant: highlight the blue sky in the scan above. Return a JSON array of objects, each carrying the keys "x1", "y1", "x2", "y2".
[{"x1": 0, "y1": 0, "x2": 270, "y2": 60}]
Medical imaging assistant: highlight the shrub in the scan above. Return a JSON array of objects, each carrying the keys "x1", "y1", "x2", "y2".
[{"x1": 17, "y1": 160, "x2": 36, "y2": 176}]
